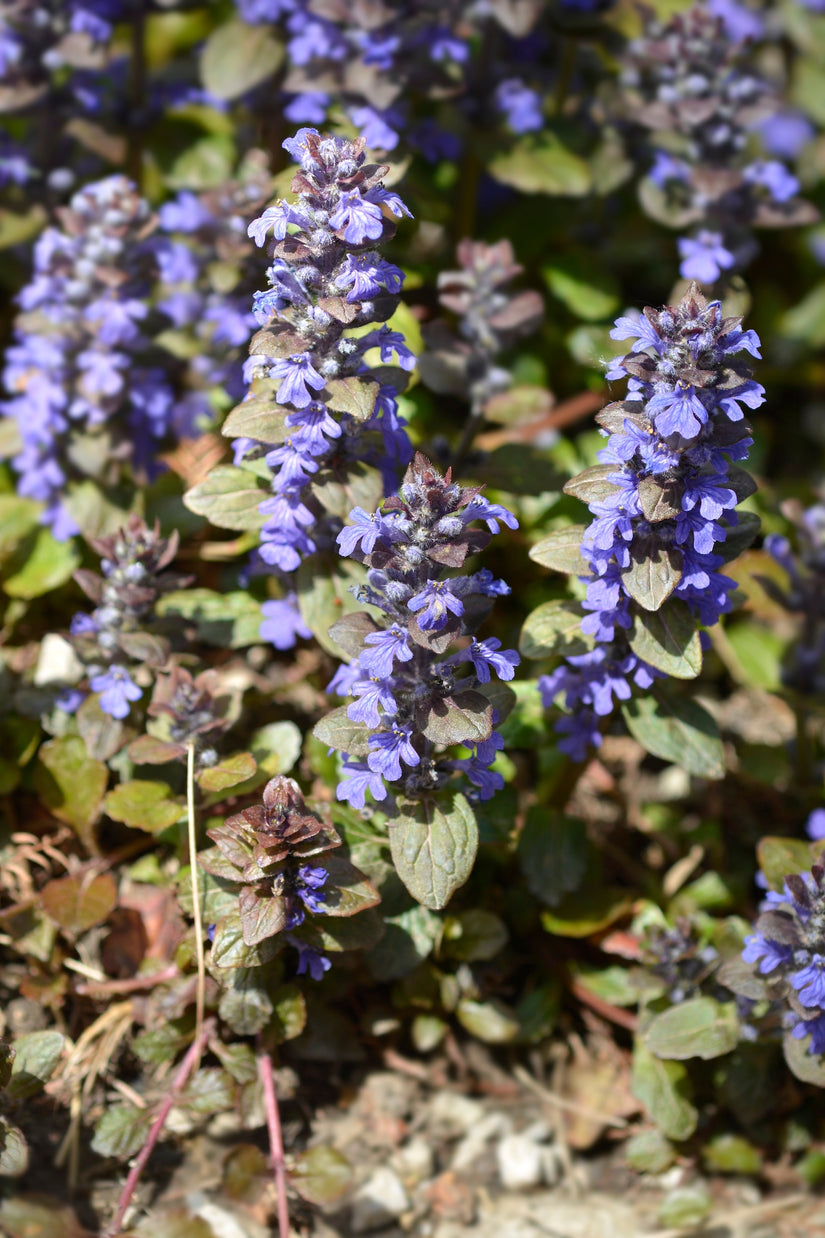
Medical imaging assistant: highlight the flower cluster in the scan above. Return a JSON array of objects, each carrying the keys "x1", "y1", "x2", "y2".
[
  {"x1": 420, "y1": 238, "x2": 544, "y2": 429},
  {"x1": 235, "y1": 0, "x2": 546, "y2": 155},
  {"x1": 230, "y1": 126, "x2": 414, "y2": 648},
  {"x1": 199, "y1": 775, "x2": 379, "y2": 980},
  {"x1": 154, "y1": 153, "x2": 274, "y2": 415},
  {"x1": 130, "y1": 665, "x2": 231, "y2": 771},
  {"x1": 644, "y1": 920, "x2": 721, "y2": 1004},
  {"x1": 619, "y1": 5, "x2": 814, "y2": 284},
  {"x1": 320, "y1": 453, "x2": 519, "y2": 809},
  {"x1": 539, "y1": 285, "x2": 762, "y2": 758},
  {"x1": 3, "y1": 176, "x2": 185, "y2": 539},
  {"x1": 739, "y1": 860, "x2": 825, "y2": 1057},
  {"x1": 763, "y1": 501, "x2": 825, "y2": 698},
  {"x1": 69, "y1": 516, "x2": 191, "y2": 720}
]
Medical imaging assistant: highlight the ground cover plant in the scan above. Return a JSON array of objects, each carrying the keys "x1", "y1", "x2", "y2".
[{"x1": 4, "y1": 0, "x2": 825, "y2": 1234}]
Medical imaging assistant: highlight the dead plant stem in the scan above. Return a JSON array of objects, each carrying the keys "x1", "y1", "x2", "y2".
[
  {"x1": 258, "y1": 1049, "x2": 291, "y2": 1238},
  {"x1": 187, "y1": 741, "x2": 206, "y2": 1067}
]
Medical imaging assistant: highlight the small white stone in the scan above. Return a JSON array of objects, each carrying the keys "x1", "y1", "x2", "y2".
[
  {"x1": 496, "y1": 1133, "x2": 544, "y2": 1190},
  {"x1": 451, "y1": 1113, "x2": 512, "y2": 1172},
  {"x1": 350, "y1": 1167, "x2": 410, "y2": 1233},
  {"x1": 521, "y1": 1119, "x2": 552, "y2": 1144},
  {"x1": 392, "y1": 1136, "x2": 435, "y2": 1183},
  {"x1": 34, "y1": 633, "x2": 83, "y2": 685},
  {"x1": 427, "y1": 1092, "x2": 485, "y2": 1135}
]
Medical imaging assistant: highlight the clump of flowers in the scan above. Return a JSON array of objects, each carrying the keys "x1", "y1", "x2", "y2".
[
  {"x1": 129, "y1": 665, "x2": 231, "y2": 771},
  {"x1": 738, "y1": 860, "x2": 825, "y2": 1059},
  {"x1": 619, "y1": 5, "x2": 814, "y2": 284},
  {"x1": 69, "y1": 516, "x2": 191, "y2": 720},
  {"x1": 534, "y1": 284, "x2": 762, "y2": 759},
  {"x1": 3, "y1": 175, "x2": 185, "y2": 539},
  {"x1": 318, "y1": 452, "x2": 520, "y2": 810},
  {"x1": 187, "y1": 125, "x2": 415, "y2": 650},
  {"x1": 234, "y1": 0, "x2": 546, "y2": 155},
  {"x1": 199, "y1": 775, "x2": 380, "y2": 980},
  {"x1": 644, "y1": 920, "x2": 721, "y2": 1005},
  {"x1": 762, "y1": 501, "x2": 825, "y2": 698},
  {"x1": 419, "y1": 237, "x2": 544, "y2": 454}
]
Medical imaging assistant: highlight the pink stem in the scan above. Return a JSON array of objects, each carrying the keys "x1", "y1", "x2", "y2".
[
  {"x1": 104, "y1": 1019, "x2": 215, "y2": 1237},
  {"x1": 258, "y1": 1049, "x2": 291, "y2": 1238}
]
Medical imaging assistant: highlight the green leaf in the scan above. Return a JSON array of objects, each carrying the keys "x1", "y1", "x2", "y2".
[
  {"x1": 200, "y1": 17, "x2": 284, "y2": 100},
  {"x1": 483, "y1": 385, "x2": 553, "y2": 427},
  {"x1": 0, "y1": 1118, "x2": 28, "y2": 1176},
  {"x1": 440, "y1": 909, "x2": 508, "y2": 961},
  {"x1": 197, "y1": 752, "x2": 257, "y2": 794},
  {"x1": 0, "y1": 496, "x2": 40, "y2": 566},
  {"x1": 418, "y1": 690, "x2": 493, "y2": 746},
  {"x1": 272, "y1": 984, "x2": 307, "y2": 1043},
  {"x1": 563, "y1": 463, "x2": 618, "y2": 504},
  {"x1": 292, "y1": 1146, "x2": 352, "y2": 1205},
  {"x1": 656, "y1": 1187, "x2": 712, "y2": 1229},
  {"x1": 76, "y1": 695, "x2": 126, "y2": 762},
  {"x1": 0, "y1": 1044, "x2": 14, "y2": 1090},
  {"x1": 622, "y1": 546, "x2": 682, "y2": 612},
  {"x1": 218, "y1": 966, "x2": 275, "y2": 1035},
  {"x1": 631, "y1": 1041, "x2": 698, "y2": 1141},
  {"x1": 296, "y1": 907, "x2": 385, "y2": 954},
  {"x1": 91, "y1": 1104, "x2": 153, "y2": 1159},
  {"x1": 322, "y1": 855, "x2": 381, "y2": 917},
  {"x1": 517, "y1": 809, "x2": 588, "y2": 907},
  {"x1": 312, "y1": 705, "x2": 371, "y2": 756},
  {"x1": 781, "y1": 280, "x2": 825, "y2": 347},
  {"x1": 624, "y1": 1130, "x2": 676, "y2": 1174},
  {"x1": 104, "y1": 780, "x2": 183, "y2": 833},
  {"x1": 323, "y1": 375, "x2": 379, "y2": 420},
  {"x1": 528, "y1": 525, "x2": 588, "y2": 575},
  {"x1": 388, "y1": 793, "x2": 478, "y2": 910},
  {"x1": 621, "y1": 693, "x2": 725, "y2": 779},
  {"x1": 183, "y1": 465, "x2": 265, "y2": 532},
  {"x1": 519, "y1": 599, "x2": 593, "y2": 661},
  {"x1": 3, "y1": 527, "x2": 80, "y2": 599},
  {"x1": 211, "y1": 914, "x2": 281, "y2": 970},
  {"x1": 179, "y1": 1067, "x2": 236, "y2": 1117},
  {"x1": 543, "y1": 253, "x2": 620, "y2": 322},
  {"x1": 0, "y1": 1198, "x2": 87, "y2": 1238},
  {"x1": 637, "y1": 476, "x2": 683, "y2": 522},
  {"x1": 488, "y1": 132, "x2": 591, "y2": 196},
  {"x1": 456, "y1": 998, "x2": 520, "y2": 1044},
  {"x1": 540, "y1": 886, "x2": 632, "y2": 938},
  {"x1": 313, "y1": 461, "x2": 384, "y2": 522},
  {"x1": 40, "y1": 872, "x2": 118, "y2": 936},
  {"x1": 757, "y1": 837, "x2": 817, "y2": 892},
  {"x1": 515, "y1": 982, "x2": 562, "y2": 1044},
  {"x1": 157, "y1": 588, "x2": 263, "y2": 648},
  {"x1": 221, "y1": 394, "x2": 290, "y2": 445},
  {"x1": 645, "y1": 997, "x2": 739, "y2": 1061},
  {"x1": 701, "y1": 1134, "x2": 762, "y2": 1174},
  {"x1": 628, "y1": 603, "x2": 703, "y2": 680},
  {"x1": 6, "y1": 1031, "x2": 66, "y2": 1101},
  {"x1": 718, "y1": 512, "x2": 761, "y2": 562},
  {"x1": 297, "y1": 554, "x2": 372, "y2": 656},
  {"x1": 785, "y1": 1024, "x2": 825, "y2": 1085},
  {"x1": 34, "y1": 737, "x2": 108, "y2": 849}
]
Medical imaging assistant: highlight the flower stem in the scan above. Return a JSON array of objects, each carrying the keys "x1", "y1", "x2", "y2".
[
  {"x1": 258, "y1": 1048, "x2": 291, "y2": 1238},
  {"x1": 104, "y1": 1018, "x2": 215, "y2": 1236},
  {"x1": 187, "y1": 741, "x2": 206, "y2": 1066}
]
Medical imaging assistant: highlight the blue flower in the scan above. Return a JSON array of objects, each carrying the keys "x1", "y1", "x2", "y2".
[
  {"x1": 742, "y1": 933, "x2": 792, "y2": 975},
  {"x1": 270, "y1": 353, "x2": 326, "y2": 408},
  {"x1": 791, "y1": 1013, "x2": 825, "y2": 1056},
  {"x1": 90, "y1": 665, "x2": 143, "y2": 720},
  {"x1": 462, "y1": 638, "x2": 520, "y2": 684},
  {"x1": 329, "y1": 190, "x2": 385, "y2": 244},
  {"x1": 260, "y1": 596, "x2": 312, "y2": 650},
  {"x1": 647, "y1": 384, "x2": 708, "y2": 439},
  {"x1": 367, "y1": 727, "x2": 419, "y2": 780},
  {"x1": 677, "y1": 232, "x2": 736, "y2": 284},
  {"x1": 791, "y1": 955, "x2": 825, "y2": 1008},
  {"x1": 337, "y1": 507, "x2": 393, "y2": 557},
  {"x1": 347, "y1": 676, "x2": 398, "y2": 727},
  {"x1": 336, "y1": 761, "x2": 388, "y2": 809},
  {"x1": 409, "y1": 582, "x2": 464, "y2": 630},
  {"x1": 294, "y1": 941, "x2": 332, "y2": 981},
  {"x1": 360, "y1": 626, "x2": 414, "y2": 678}
]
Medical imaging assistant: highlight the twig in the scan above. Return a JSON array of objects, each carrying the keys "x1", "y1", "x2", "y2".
[
  {"x1": 513, "y1": 1063, "x2": 629, "y2": 1129},
  {"x1": 74, "y1": 964, "x2": 178, "y2": 997},
  {"x1": 187, "y1": 741, "x2": 206, "y2": 1069},
  {"x1": 258, "y1": 1049, "x2": 292, "y2": 1238},
  {"x1": 104, "y1": 1018, "x2": 215, "y2": 1237}
]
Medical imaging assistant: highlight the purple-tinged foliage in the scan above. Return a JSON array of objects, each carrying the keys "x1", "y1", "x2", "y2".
[
  {"x1": 69, "y1": 516, "x2": 192, "y2": 720},
  {"x1": 2, "y1": 176, "x2": 186, "y2": 539},
  {"x1": 211, "y1": 127, "x2": 414, "y2": 648},
  {"x1": 737, "y1": 859, "x2": 825, "y2": 1058},
  {"x1": 538, "y1": 285, "x2": 762, "y2": 758},
  {"x1": 420, "y1": 238, "x2": 544, "y2": 433},
  {"x1": 199, "y1": 775, "x2": 379, "y2": 979},
  {"x1": 619, "y1": 6, "x2": 814, "y2": 284},
  {"x1": 320, "y1": 453, "x2": 519, "y2": 810}
]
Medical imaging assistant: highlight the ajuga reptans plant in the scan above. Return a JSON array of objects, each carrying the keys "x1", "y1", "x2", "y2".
[
  {"x1": 527, "y1": 284, "x2": 762, "y2": 763},
  {"x1": 618, "y1": 6, "x2": 814, "y2": 285},
  {"x1": 184, "y1": 126, "x2": 414, "y2": 651},
  {"x1": 199, "y1": 775, "x2": 380, "y2": 988},
  {"x1": 316, "y1": 453, "x2": 519, "y2": 908}
]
